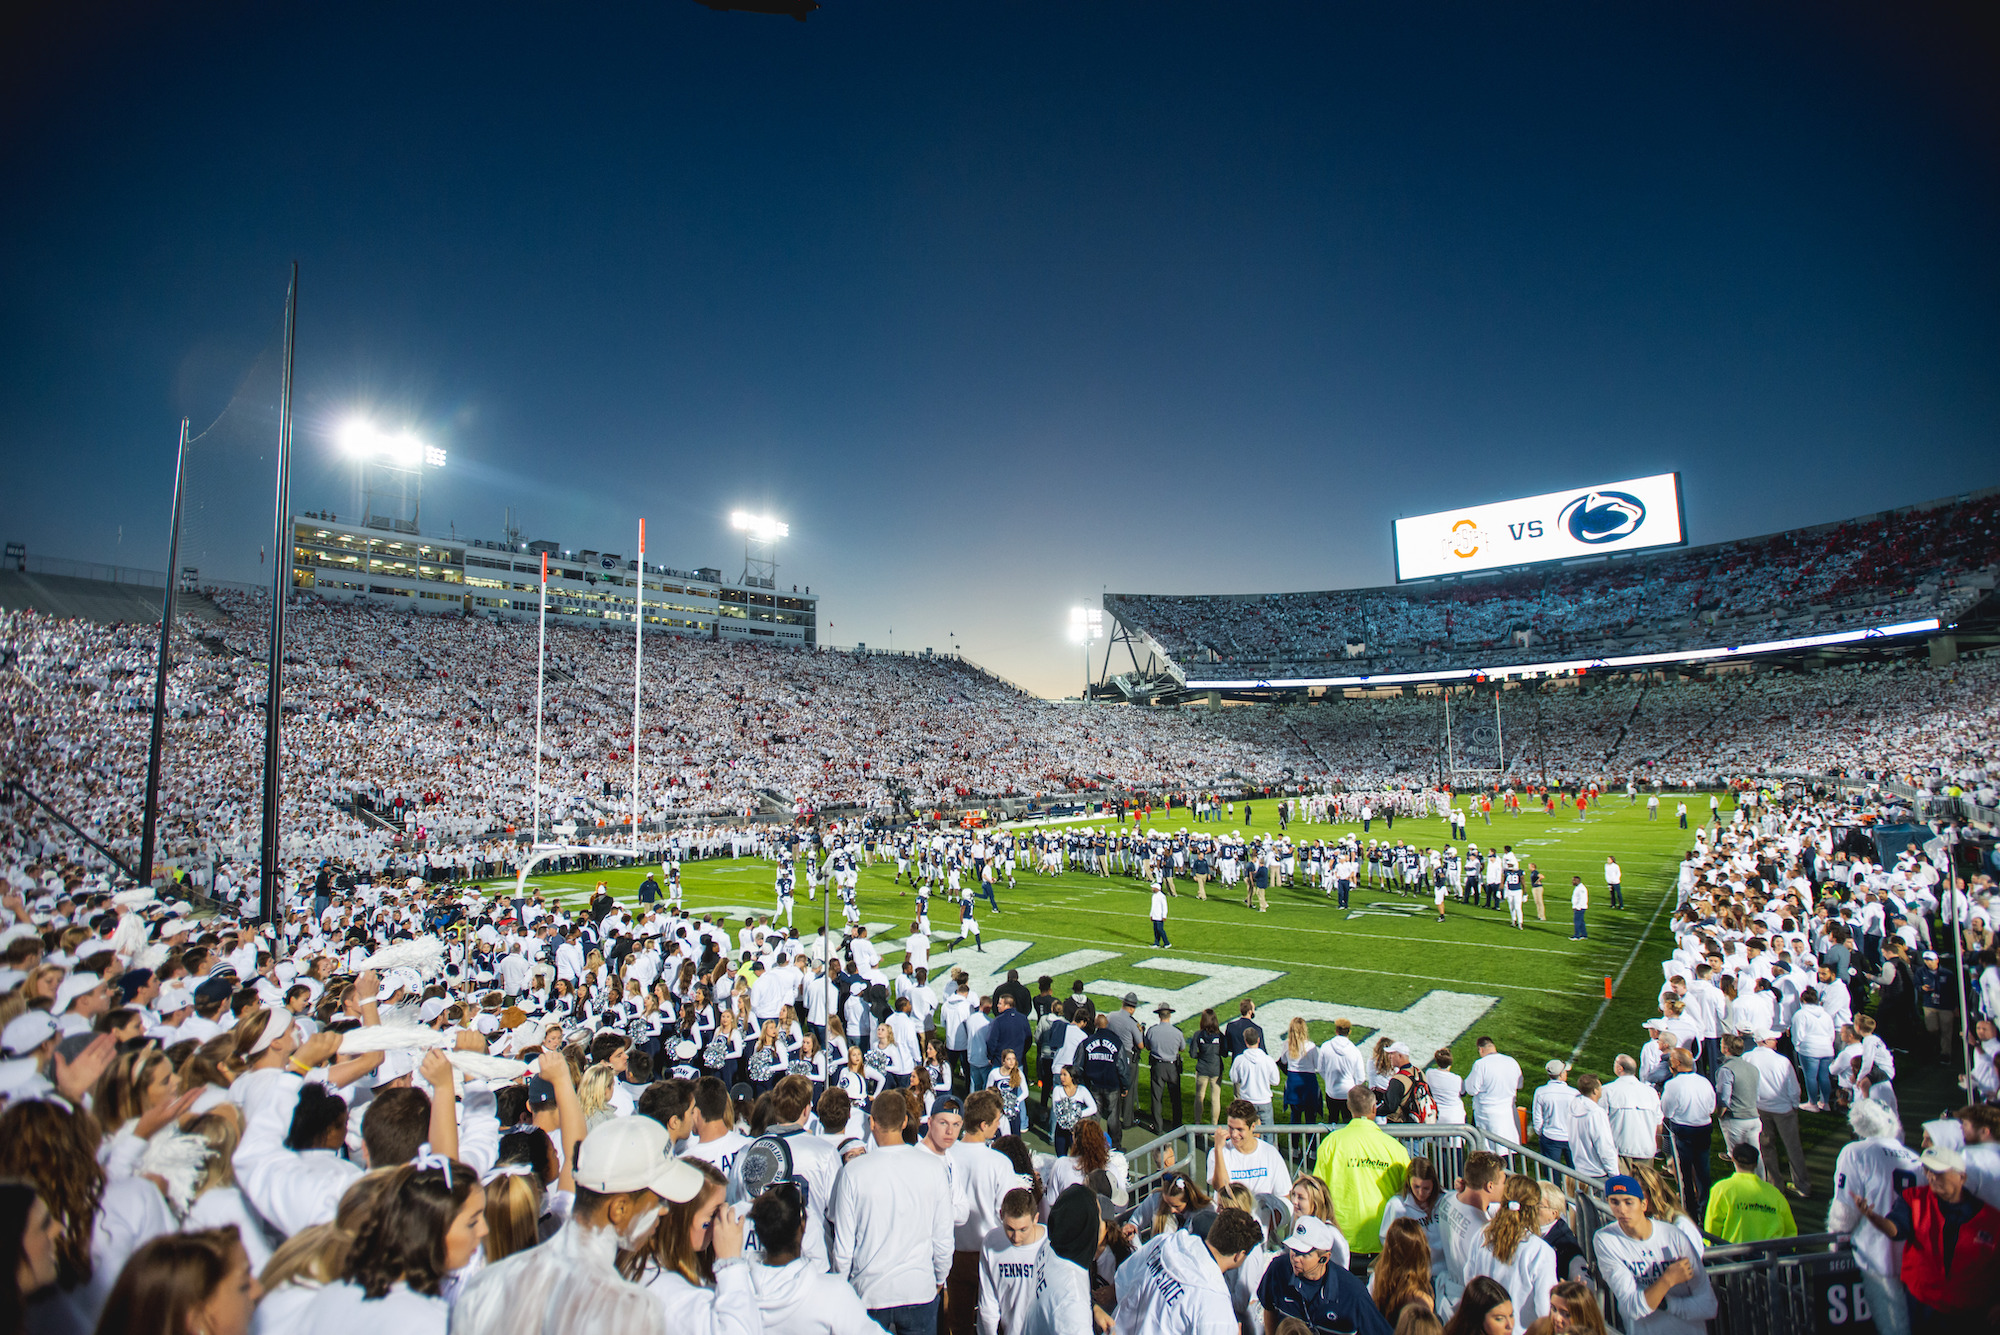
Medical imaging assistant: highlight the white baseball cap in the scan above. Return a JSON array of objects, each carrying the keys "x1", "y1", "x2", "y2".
[
  {"x1": 2, "y1": 1011, "x2": 58, "y2": 1058},
  {"x1": 1919, "y1": 1146, "x2": 1966, "y2": 1174},
  {"x1": 1284, "y1": 1217, "x2": 1338, "y2": 1253},
  {"x1": 574, "y1": 1116, "x2": 708, "y2": 1202},
  {"x1": 54, "y1": 972, "x2": 103, "y2": 1012}
]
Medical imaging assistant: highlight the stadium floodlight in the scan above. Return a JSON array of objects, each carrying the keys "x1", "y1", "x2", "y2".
[
  {"x1": 1069, "y1": 607, "x2": 1103, "y2": 702},
  {"x1": 732, "y1": 511, "x2": 787, "y2": 587},
  {"x1": 341, "y1": 418, "x2": 443, "y2": 534},
  {"x1": 338, "y1": 419, "x2": 441, "y2": 469},
  {"x1": 731, "y1": 511, "x2": 789, "y2": 540}
]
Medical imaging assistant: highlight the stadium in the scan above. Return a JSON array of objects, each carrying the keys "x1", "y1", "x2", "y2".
[
  {"x1": 4, "y1": 470, "x2": 1997, "y2": 1278},
  {"x1": 3, "y1": 6, "x2": 1999, "y2": 1335},
  {"x1": 6, "y1": 461, "x2": 2000, "y2": 1335}
]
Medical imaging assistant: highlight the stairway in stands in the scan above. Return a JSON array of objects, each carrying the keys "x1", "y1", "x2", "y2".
[{"x1": 1602, "y1": 682, "x2": 1649, "y2": 766}]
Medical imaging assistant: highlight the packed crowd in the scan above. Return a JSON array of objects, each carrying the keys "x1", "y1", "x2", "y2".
[
  {"x1": 6, "y1": 592, "x2": 1998, "y2": 899},
  {"x1": 1109, "y1": 492, "x2": 1999, "y2": 677},
  {"x1": 1, "y1": 763, "x2": 1997, "y2": 1335},
  {"x1": 0, "y1": 597, "x2": 1343, "y2": 880}
]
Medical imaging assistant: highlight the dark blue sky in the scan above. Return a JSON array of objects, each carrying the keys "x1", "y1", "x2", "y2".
[{"x1": 4, "y1": 1, "x2": 1996, "y2": 696}]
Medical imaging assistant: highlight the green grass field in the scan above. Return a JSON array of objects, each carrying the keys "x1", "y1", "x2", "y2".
[{"x1": 501, "y1": 795, "x2": 1698, "y2": 1095}]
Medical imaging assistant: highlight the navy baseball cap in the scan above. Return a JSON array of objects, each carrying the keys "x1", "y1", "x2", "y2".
[{"x1": 1605, "y1": 1175, "x2": 1644, "y2": 1200}]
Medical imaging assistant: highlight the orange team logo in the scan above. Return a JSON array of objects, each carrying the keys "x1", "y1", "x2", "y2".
[{"x1": 1442, "y1": 518, "x2": 1488, "y2": 562}]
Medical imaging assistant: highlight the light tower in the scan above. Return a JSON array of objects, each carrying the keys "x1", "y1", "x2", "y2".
[
  {"x1": 1069, "y1": 606, "x2": 1103, "y2": 702},
  {"x1": 731, "y1": 510, "x2": 787, "y2": 589},
  {"x1": 340, "y1": 420, "x2": 445, "y2": 533}
]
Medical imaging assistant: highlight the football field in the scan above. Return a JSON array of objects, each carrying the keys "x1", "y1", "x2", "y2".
[{"x1": 494, "y1": 793, "x2": 1711, "y2": 1112}]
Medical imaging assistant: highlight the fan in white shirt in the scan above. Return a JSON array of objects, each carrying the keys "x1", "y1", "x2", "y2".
[
  {"x1": 1228, "y1": 1037, "x2": 1282, "y2": 1114},
  {"x1": 1592, "y1": 1176, "x2": 1716, "y2": 1335},
  {"x1": 978, "y1": 1189, "x2": 1047, "y2": 1335},
  {"x1": 1461, "y1": 1176, "x2": 1559, "y2": 1334},
  {"x1": 1425, "y1": 1055, "x2": 1467, "y2": 1125},
  {"x1": 1209, "y1": 1101, "x2": 1292, "y2": 1199},
  {"x1": 1566, "y1": 1077, "x2": 1621, "y2": 1180},
  {"x1": 1602, "y1": 1059, "x2": 1664, "y2": 1162},
  {"x1": 1462, "y1": 1040, "x2": 1523, "y2": 1141}
]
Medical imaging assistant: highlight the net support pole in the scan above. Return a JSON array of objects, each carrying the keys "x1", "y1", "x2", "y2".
[
  {"x1": 632, "y1": 518, "x2": 644, "y2": 857},
  {"x1": 534, "y1": 551, "x2": 548, "y2": 845},
  {"x1": 257, "y1": 264, "x2": 298, "y2": 925},
  {"x1": 1493, "y1": 689, "x2": 1505, "y2": 779},
  {"x1": 1444, "y1": 690, "x2": 1455, "y2": 786},
  {"x1": 1945, "y1": 831, "x2": 1975, "y2": 1094},
  {"x1": 138, "y1": 417, "x2": 190, "y2": 886}
]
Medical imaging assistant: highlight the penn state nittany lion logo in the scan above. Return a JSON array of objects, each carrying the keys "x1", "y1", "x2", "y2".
[{"x1": 1559, "y1": 490, "x2": 1647, "y2": 544}]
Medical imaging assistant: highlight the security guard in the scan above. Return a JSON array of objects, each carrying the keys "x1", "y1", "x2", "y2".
[{"x1": 1144, "y1": 1002, "x2": 1185, "y2": 1131}]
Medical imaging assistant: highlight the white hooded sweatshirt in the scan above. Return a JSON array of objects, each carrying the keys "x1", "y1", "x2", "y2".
[
  {"x1": 1112, "y1": 1229, "x2": 1238, "y2": 1335},
  {"x1": 747, "y1": 1256, "x2": 880, "y2": 1335}
]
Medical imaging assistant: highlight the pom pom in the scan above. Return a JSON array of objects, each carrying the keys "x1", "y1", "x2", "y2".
[
  {"x1": 447, "y1": 1051, "x2": 531, "y2": 1082},
  {"x1": 139, "y1": 1130, "x2": 212, "y2": 1214},
  {"x1": 357, "y1": 936, "x2": 446, "y2": 979},
  {"x1": 336, "y1": 1022, "x2": 453, "y2": 1055}
]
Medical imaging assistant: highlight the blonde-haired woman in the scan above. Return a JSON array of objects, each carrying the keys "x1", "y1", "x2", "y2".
[
  {"x1": 1286, "y1": 1173, "x2": 1349, "y2": 1270},
  {"x1": 92, "y1": 1049, "x2": 198, "y2": 1181},
  {"x1": 181, "y1": 1112, "x2": 274, "y2": 1272},
  {"x1": 1370, "y1": 1036, "x2": 1397, "y2": 1094},
  {"x1": 1281, "y1": 1017, "x2": 1322, "y2": 1124},
  {"x1": 1630, "y1": 1164, "x2": 1703, "y2": 1251},
  {"x1": 577, "y1": 1063, "x2": 618, "y2": 1130},
  {"x1": 478, "y1": 1162, "x2": 545, "y2": 1264},
  {"x1": 1532, "y1": 1181, "x2": 1586, "y2": 1287},
  {"x1": 1461, "y1": 1174, "x2": 1557, "y2": 1334}
]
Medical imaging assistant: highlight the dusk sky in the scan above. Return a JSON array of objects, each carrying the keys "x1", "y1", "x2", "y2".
[{"x1": 3, "y1": 2, "x2": 1996, "y2": 698}]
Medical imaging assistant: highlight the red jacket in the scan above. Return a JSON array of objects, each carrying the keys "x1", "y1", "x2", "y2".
[{"x1": 1898, "y1": 1186, "x2": 2000, "y2": 1314}]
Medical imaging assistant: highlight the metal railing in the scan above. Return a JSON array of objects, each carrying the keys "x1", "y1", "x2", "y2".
[
  {"x1": 3, "y1": 552, "x2": 263, "y2": 596},
  {"x1": 1118, "y1": 1120, "x2": 1852, "y2": 1334},
  {"x1": 8, "y1": 553, "x2": 169, "y2": 587},
  {"x1": 1705, "y1": 1233, "x2": 1859, "y2": 1335},
  {"x1": 1120, "y1": 1120, "x2": 1618, "y2": 1297}
]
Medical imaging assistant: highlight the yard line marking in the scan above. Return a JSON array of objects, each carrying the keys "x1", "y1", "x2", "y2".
[
  {"x1": 1012, "y1": 929, "x2": 1583, "y2": 996},
  {"x1": 1569, "y1": 882, "x2": 1676, "y2": 1063},
  {"x1": 1041, "y1": 900, "x2": 1609, "y2": 959}
]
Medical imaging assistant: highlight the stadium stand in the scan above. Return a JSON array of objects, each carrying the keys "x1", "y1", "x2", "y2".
[
  {"x1": 0, "y1": 568, "x2": 229, "y2": 626},
  {"x1": 1109, "y1": 489, "x2": 2000, "y2": 681},
  {"x1": 3, "y1": 589, "x2": 1996, "y2": 882}
]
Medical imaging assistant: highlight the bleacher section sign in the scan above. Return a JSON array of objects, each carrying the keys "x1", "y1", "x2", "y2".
[{"x1": 1393, "y1": 472, "x2": 1685, "y2": 580}]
